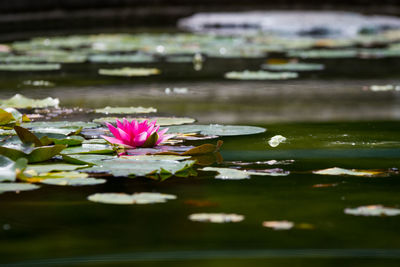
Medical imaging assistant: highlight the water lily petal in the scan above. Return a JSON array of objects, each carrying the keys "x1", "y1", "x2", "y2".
[
  {"x1": 101, "y1": 135, "x2": 125, "y2": 146},
  {"x1": 106, "y1": 123, "x2": 121, "y2": 139},
  {"x1": 134, "y1": 132, "x2": 148, "y2": 147},
  {"x1": 117, "y1": 128, "x2": 131, "y2": 144}
]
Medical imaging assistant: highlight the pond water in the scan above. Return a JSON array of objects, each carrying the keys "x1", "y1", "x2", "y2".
[{"x1": 0, "y1": 29, "x2": 400, "y2": 266}]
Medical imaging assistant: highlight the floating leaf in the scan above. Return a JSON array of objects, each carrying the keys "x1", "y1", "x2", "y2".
[
  {"x1": 288, "y1": 49, "x2": 358, "y2": 58},
  {"x1": 0, "y1": 183, "x2": 40, "y2": 193},
  {"x1": 0, "y1": 144, "x2": 66, "y2": 163},
  {"x1": 344, "y1": 205, "x2": 400, "y2": 216},
  {"x1": 94, "y1": 106, "x2": 157, "y2": 114},
  {"x1": 40, "y1": 177, "x2": 106, "y2": 186},
  {"x1": 188, "y1": 213, "x2": 244, "y2": 223},
  {"x1": 262, "y1": 220, "x2": 294, "y2": 230},
  {"x1": 87, "y1": 192, "x2": 176, "y2": 205},
  {"x1": 0, "y1": 63, "x2": 61, "y2": 71},
  {"x1": 225, "y1": 70, "x2": 298, "y2": 80},
  {"x1": 89, "y1": 53, "x2": 155, "y2": 63},
  {"x1": 268, "y1": 135, "x2": 287, "y2": 147},
  {"x1": 201, "y1": 167, "x2": 288, "y2": 179},
  {"x1": 61, "y1": 144, "x2": 114, "y2": 155},
  {"x1": 61, "y1": 154, "x2": 116, "y2": 165},
  {"x1": 98, "y1": 67, "x2": 160, "y2": 77},
  {"x1": 83, "y1": 158, "x2": 196, "y2": 179},
  {"x1": 262, "y1": 62, "x2": 324, "y2": 71},
  {"x1": 119, "y1": 155, "x2": 191, "y2": 161},
  {"x1": 94, "y1": 116, "x2": 195, "y2": 126},
  {"x1": 0, "y1": 94, "x2": 59, "y2": 109},
  {"x1": 27, "y1": 163, "x2": 89, "y2": 174},
  {"x1": 0, "y1": 156, "x2": 27, "y2": 182},
  {"x1": 313, "y1": 167, "x2": 385, "y2": 177},
  {"x1": 0, "y1": 109, "x2": 14, "y2": 125},
  {"x1": 167, "y1": 124, "x2": 266, "y2": 136},
  {"x1": 21, "y1": 121, "x2": 98, "y2": 130}
]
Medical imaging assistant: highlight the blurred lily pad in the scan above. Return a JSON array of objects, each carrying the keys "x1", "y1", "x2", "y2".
[
  {"x1": 345, "y1": 205, "x2": 400, "y2": 216},
  {"x1": 27, "y1": 163, "x2": 88, "y2": 173},
  {"x1": 262, "y1": 220, "x2": 294, "y2": 230},
  {"x1": 201, "y1": 167, "x2": 288, "y2": 179},
  {"x1": 288, "y1": 49, "x2": 358, "y2": 58},
  {"x1": 0, "y1": 94, "x2": 59, "y2": 109},
  {"x1": 40, "y1": 177, "x2": 106, "y2": 186},
  {"x1": 167, "y1": 124, "x2": 266, "y2": 136},
  {"x1": 87, "y1": 192, "x2": 176, "y2": 205},
  {"x1": 0, "y1": 144, "x2": 66, "y2": 163},
  {"x1": 268, "y1": 135, "x2": 287, "y2": 147},
  {"x1": 89, "y1": 53, "x2": 155, "y2": 63},
  {"x1": 61, "y1": 144, "x2": 114, "y2": 155},
  {"x1": 189, "y1": 213, "x2": 244, "y2": 223},
  {"x1": 94, "y1": 116, "x2": 195, "y2": 126},
  {"x1": 0, "y1": 156, "x2": 27, "y2": 182},
  {"x1": 94, "y1": 106, "x2": 157, "y2": 114},
  {"x1": 225, "y1": 70, "x2": 298, "y2": 80},
  {"x1": 262, "y1": 62, "x2": 324, "y2": 71},
  {"x1": 98, "y1": 67, "x2": 160, "y2": 77},
  {"x1": 0, "y1": 183, "x2": 40, "y2": 193},
  {"x1": 313, "y1": 167, "x2": 385, "y2": 177},
  {"x1": 0, "y1": 63, "x2": 61, "y2": 71}
]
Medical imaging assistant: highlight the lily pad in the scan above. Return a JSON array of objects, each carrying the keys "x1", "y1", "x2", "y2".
[
  {"x1": 87, "y1": 192, "x2": 176, "y2": 205},
  {"x1": 201, "y1": 167, "x2": 288, "y2": 179},
  {"x1": 94, "y1": 106, "x2": 157, "y2": 114},
  {"x1": 89, "y1": 53, "x2": 155, "y2": 63},
  {"x1": 167, "y1": 124, "x2": 266, "y2": 136},
  {"x1": 40, "y1": 177, "x2": 106, "y2": 186},
  {"x1": 0, "y1": 156, "x2": 27, "y2": 182},
  {"x1": 0, "y1": 144, "x2": 66, "y2": 163},
  {"x1": 94, "y1": 117, "x2": 195, "y2": 126},
  {"x1": 224, "y1": 70, "x2": 298, "y2": 80},
  {"x1": 288, "y1": 49, "x2": 358, "y2": 59},
  {"x1": 27, "y1": 163, "x2": 89, "y2": 174},
  {"x1": 21, "y1": 121, "x2": 98, "y2": 129},
  {"x1": 188, "y1": 213, "x2": 244, "y2": 223},
  {"x1": 0, "y1": 109, "x2": 14, "y2": 125},
  {"x1": 313, "y1": 167, "x2": 385, "y2": 177},
  {"x1": 83, "y1": 158, "x2": 196, "y2": 179},
  {"x1": 262, "y1": 220, "x2": 294, "y2": 230},
  {"x1": 0, "y1": 63, "x2": 61, "y2": 71},
  {"x1": 0, "y1": 183, "x2": 40, "y2": 193},
  {"x1": 262, "y1": 62, "x2": 324, "y2": 71},
  {"x1": 344, "y1": 205, "x2": 400, "y2": 216},
  {"x1": 98, "y1": 67, "x2": 160, "y2": 77},
  {"x1": 61, "y1": 144, "x2": 114, "y2": 155},
  {"x1": 0, "y1": 94, "x2": 59, "y2": 109}
]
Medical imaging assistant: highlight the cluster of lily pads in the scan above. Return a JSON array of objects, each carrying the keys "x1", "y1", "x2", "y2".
[{"x1": 1, "y1": 30, "x2": 400, "y2": 81}]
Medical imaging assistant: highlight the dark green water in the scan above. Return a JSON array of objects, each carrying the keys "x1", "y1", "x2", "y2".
[{"x1": 1, "y1": 33, "x2": 400, "y2": 266}]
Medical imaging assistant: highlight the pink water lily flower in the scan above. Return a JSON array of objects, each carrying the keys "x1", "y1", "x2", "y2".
[{"x1": 101, "y1": 119, "x2": 174, "y2": 148}]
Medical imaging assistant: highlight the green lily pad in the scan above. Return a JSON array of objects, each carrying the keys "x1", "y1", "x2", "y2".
[
  {"x1": 27, "y1": 163, "x2": 89, "y2": 174},
  {"x1": 0, "y1": 156, "x2": 27, "y2": 182},
  {"x1": 83, "y1": 158, "x2": 196, "y2": 179},
  {"x1": 201, "y1": 167, "x2": 288, "y2": 179},
  {"x1": 21, "y1": 121, "x2": 98, "y2": 129},
  {"x1": 166, "y1": 124, "x2": 266, "y2": 136},
  {"x1": 40, "y1": 177, "x2": 105, "y2": 186},
  {"x1": 61, "y1": 144, "x2": 114, "y2": 155},
  {"x1": 82, "y1": 138, "x2": 108, "y2": 145},
  {"x1": 0, "y1": 144, "x2": 66, "y2": 163},
  {"x1": 94, "y1": 106, "x2": 157, "y2": 114},
  {"x1": 188, "y1": 213, "x2": 244, "y2": 223},
  {"x1": 0, "y1": 109, "x2": 14, "y2": 125},
  {"x1": 344, "y1": 205, "x2": 400, "y2": 216},
  {"x1": 0, "y1": 94, "x2": 59, "y2": 109},
  {"x1": 94, "y1": 116, "x2": 195, "y2": 126},
  {"x1": 35, "y1": 171, "x2": 89, "y2": 179},
  {"x1": 61, "y1": 154, "x2": 116, "y2": 165},
  {"x1": 87, "y1": 192, "x2": 176, "y2": 205},
  {"x1": 89, "y1": 53, "x2": 155, "y2": 63},
  {"x1": 288, "y1": 49, "x2": 358, "y2": 59},
  {"x1": 224, "y1": 70, "x2": 298, "y2": 80},
  {"x1": 98, "y1": 67, "x2": 160, "y2": 77},
  {"x1": 0, "y1": 63, "x2": 61, "y2": 71},
  {"x1": 0, "y1": 183, "x2": 40, "y2": 193},
  {"x1": 261, "y1": 63, "x2": 324, "y2": 71}
]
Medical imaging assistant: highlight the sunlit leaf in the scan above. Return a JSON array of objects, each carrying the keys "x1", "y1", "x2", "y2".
[
  {"x1": 0, "y1": 94, "x2": 59, "y2": 109},
  {"x1": 262, "y1": 220, "x2": 294, "y2": 230},
  {"x1": 0, "y1": 156, "x2": 27, "y2": 182},
  {"x1": 313, "y1": 167, "x2": 385, "y2": 177},
  {"x1": 87, "y1": 192, "x2": 176, "y2": 205},
  {"x1": 344, "y1": 205, "x2": 400, "y2": 216},
  {"x1": 188, "y1": 213, "x2": 244, "y2": 223},
  {"x1": 0, "y1": 183, "x2": 40, "y2": 193},
  {"x1": 98, "y1": 67, "x2": 160, "y2": 77}
]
